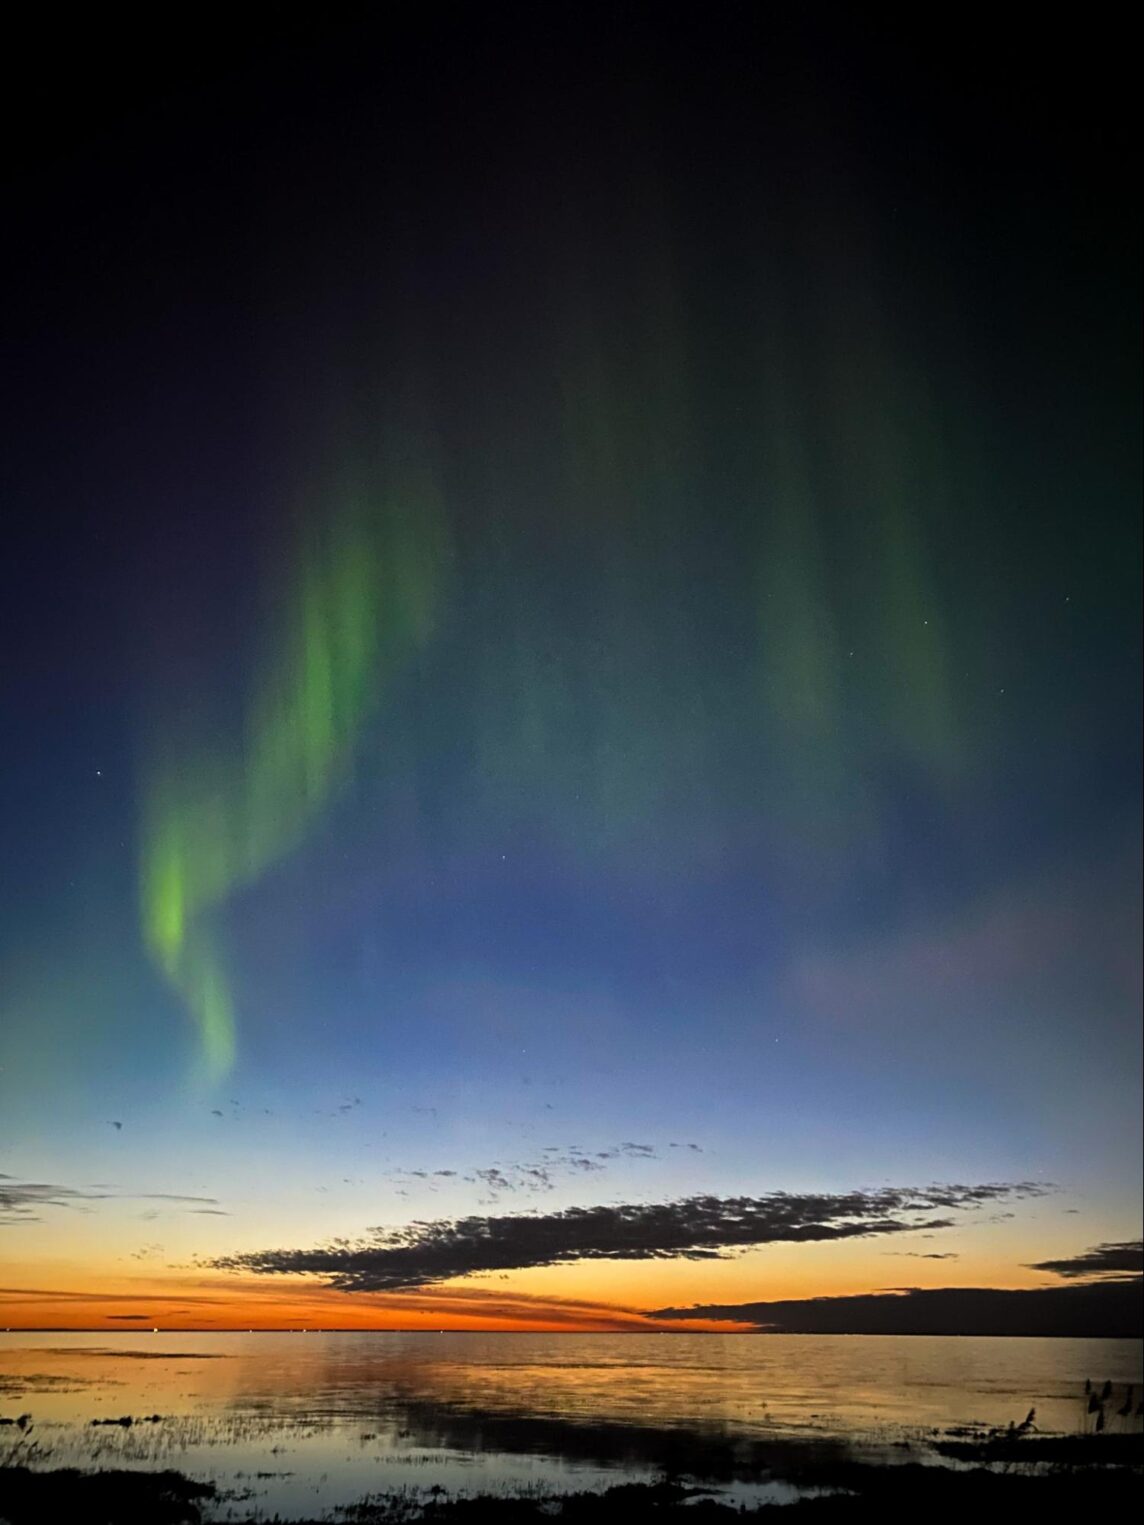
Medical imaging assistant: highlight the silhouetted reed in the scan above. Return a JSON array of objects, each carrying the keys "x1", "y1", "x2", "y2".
[{"x1": 1080, "y1": 1379, "x2": 1142, "y2": 1435}]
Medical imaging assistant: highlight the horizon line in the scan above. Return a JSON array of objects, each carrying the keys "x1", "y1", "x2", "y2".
[{"x1": 4, "y1": 1326, "x2": 1141, "y2": 1338}]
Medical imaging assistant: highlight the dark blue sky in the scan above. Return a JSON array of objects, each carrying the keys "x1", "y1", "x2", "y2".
[{"x1": 1, "y1": 7, "x2": 1139, "y2": 1328}]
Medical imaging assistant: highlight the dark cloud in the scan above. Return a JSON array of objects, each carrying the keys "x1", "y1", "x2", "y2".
[
  {"x1": 885, "y1": 1251, "x2": 960, "y2": 1260},
  {"x1": 213, "y1": 1181, "x2": 1044, "y2": 1292},
  {"x1": 0, "y1": 1285, "x2": 225, "y2": 1306},
  {"x1": 651, "y1": 1278, "x2": 1142, "y2": 1338},
  {"x1": 129, "y1": 1243, "x2": 165, "y2": 1261},
  {"x1": 1, "y1": 1181, "x2": 107, "y2": 1221},
  {"x1": 0, "y1": 1179, "x2": 220, "y2": 1223},
  {"x1": 352, "y1": 1285, "x2": 656, "y2": 1331},
  {"x1": 310, "y1": 1096, "x2": 365, "y2": 1118},
  {"x1": 474, "y1": 1168, "x2": 512, "y2": 1193},
  {"x1": 391, "y1": 1143, "x2": 653, "y2": 1199},
  {"x1": 139, "y1": 1194, "x2": 222, "y2": 1204},
  {"x1": 1025, "y1": 1239, "x2": 1143, "y2": 1280}
]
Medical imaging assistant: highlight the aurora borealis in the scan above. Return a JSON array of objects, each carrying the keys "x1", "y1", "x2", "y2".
[
  {"x1": 1, "y1": 9, "x2": 1139, "y2": 1335},
  {"x1": 140, "y1": 481, "x2": 446, "y2": 1077}
]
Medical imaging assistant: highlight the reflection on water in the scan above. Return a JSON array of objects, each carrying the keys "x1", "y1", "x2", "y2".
[{"x1": 2, "y1": 1332, "x2": 1141, "y2": 1520}]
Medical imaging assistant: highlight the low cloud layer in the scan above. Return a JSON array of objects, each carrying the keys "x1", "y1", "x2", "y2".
[
  {"x1": 213, "y1": 1181, "x2": 1044, "y2": 1292},
  {"x1": 1025, "y1": 1239, "x2": 1143, "y2": 1280},
  {"x1": 383, "y1": 1141, "x2": 671, "y2": 1202},
  {"x1": 0, "y1": 1176, "x2": 220, "y2": 1224},
  {"x1": 651, "y1": 1278, "x2": 1142, "y2": 1338},
  {"x1": 885, "y1": 1250, "x2": 959, "y2": 1260}
]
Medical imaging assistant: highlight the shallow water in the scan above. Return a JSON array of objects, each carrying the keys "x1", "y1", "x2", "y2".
[{"x1": 1, "y1": 1332, "x2": 1140, "y2": 1519}]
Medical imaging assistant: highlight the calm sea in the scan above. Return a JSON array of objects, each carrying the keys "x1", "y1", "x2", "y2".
[{"x1": 1, "y1": 1331, "x2": 1140, "y2": 1519}]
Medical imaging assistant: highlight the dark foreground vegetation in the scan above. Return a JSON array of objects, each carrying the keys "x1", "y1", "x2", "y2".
[{"x1": 1, "y1": 1435, "x2": 1141, "y2": 1525}]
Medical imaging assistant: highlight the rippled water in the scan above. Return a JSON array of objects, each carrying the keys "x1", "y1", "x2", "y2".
[{"x1": 2, "y1": 1332, "x2": 1140, "y2": 1519}]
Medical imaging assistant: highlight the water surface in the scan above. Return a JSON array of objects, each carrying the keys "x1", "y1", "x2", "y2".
[{"x1": 2, "y1": 1332, "x2": 1139, "y2": 1519}]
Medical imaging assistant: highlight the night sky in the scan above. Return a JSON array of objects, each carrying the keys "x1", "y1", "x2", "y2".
[{"x1": 2, "y1": 9, "x2": 1140, "y2": 1332}]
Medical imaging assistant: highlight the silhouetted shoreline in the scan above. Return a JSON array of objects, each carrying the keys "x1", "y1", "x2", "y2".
[{"x1": 2, "y1": 1433, "x2": 1141, "y2": 1523}]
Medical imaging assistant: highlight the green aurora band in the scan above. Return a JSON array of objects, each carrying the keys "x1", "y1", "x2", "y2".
[{"x1": 140, "y1": 487, "x2": 445, "y2": 1080}]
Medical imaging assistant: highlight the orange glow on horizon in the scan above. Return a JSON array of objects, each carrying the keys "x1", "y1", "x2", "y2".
[{"x1": 0, "y1": 1206, "x2": 1091, "y2": 1334}]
